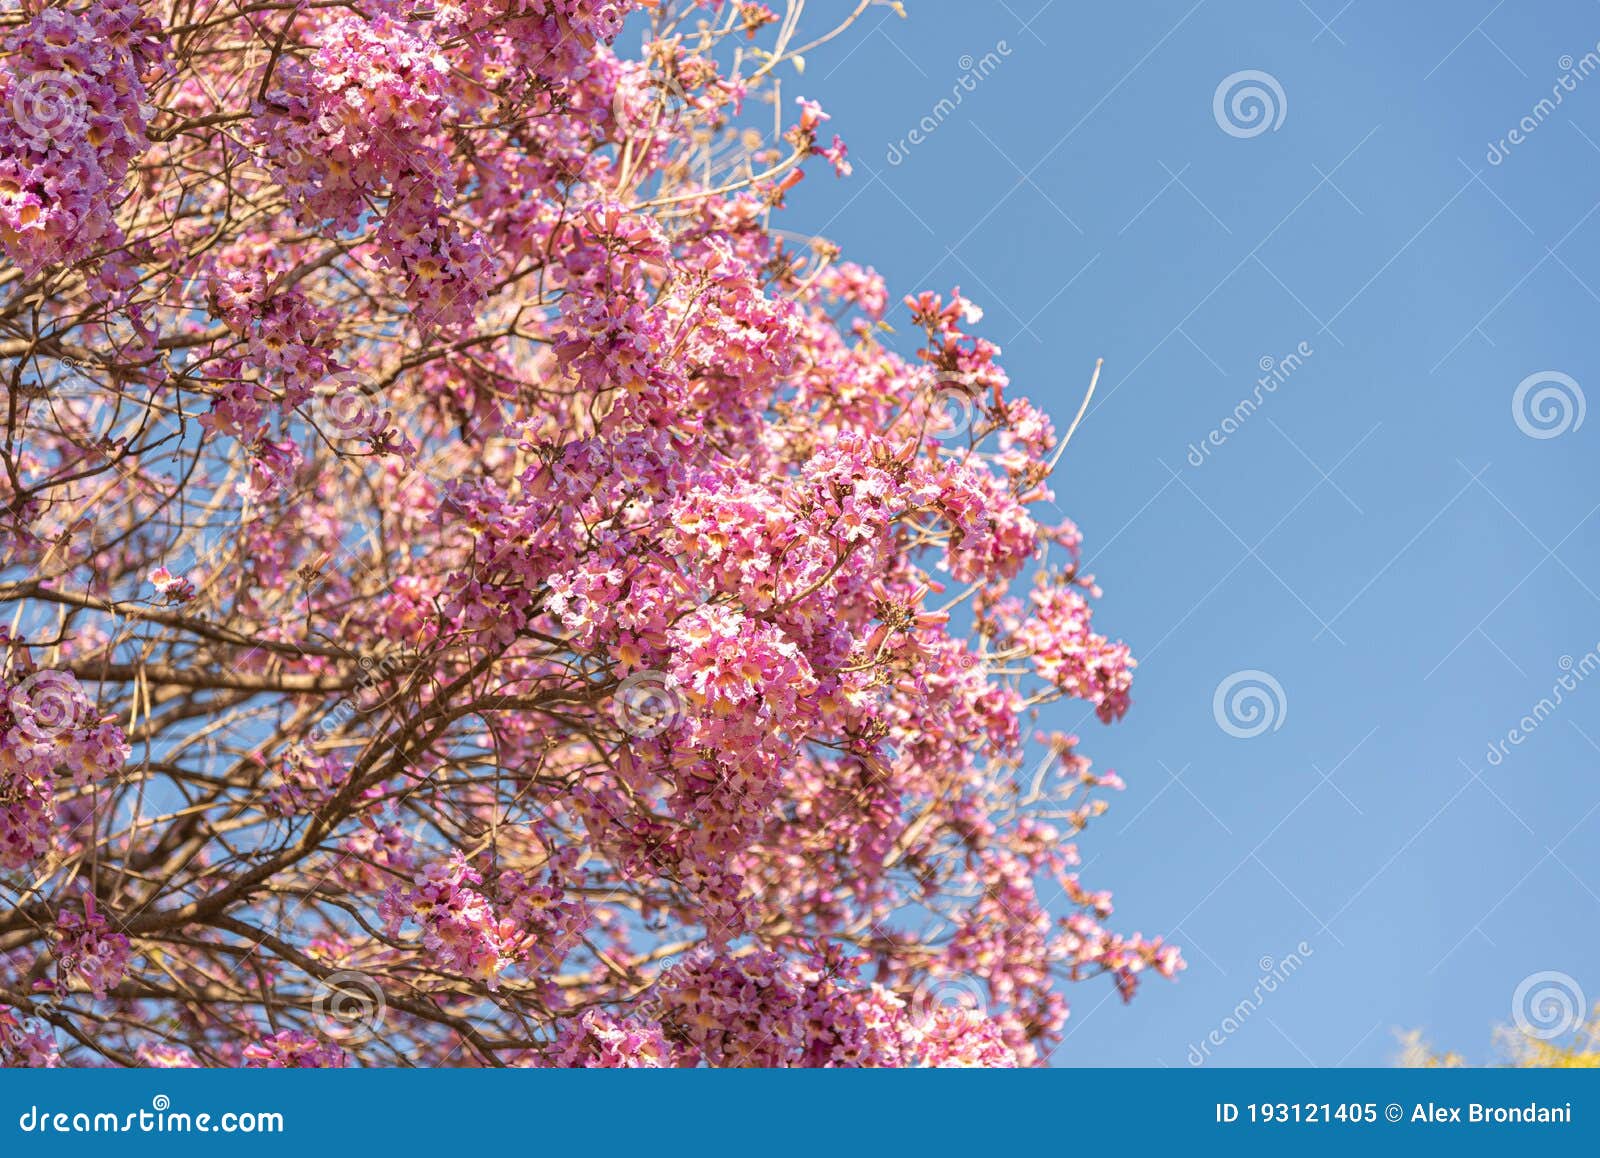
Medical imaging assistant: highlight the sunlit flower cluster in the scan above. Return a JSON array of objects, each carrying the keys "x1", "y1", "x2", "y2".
[{"x1": 0, "y1": 1, "x2": 163, "y2": 270}]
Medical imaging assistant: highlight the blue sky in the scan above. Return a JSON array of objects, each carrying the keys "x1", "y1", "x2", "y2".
[{"x1": 780, "y1": 0, "x2": 1600, "y2": 1065}]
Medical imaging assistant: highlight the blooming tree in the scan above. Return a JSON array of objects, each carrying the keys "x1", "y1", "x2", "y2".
[{"x1": 0, "y1": 0, "x2": 1179, "y2": 1067}]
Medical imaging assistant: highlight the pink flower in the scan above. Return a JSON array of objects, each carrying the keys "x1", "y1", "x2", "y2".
[
  {"x1": 54, "y1": 893, "x2": 131, "y2": 1000},
  {"x1": 148, "y1": 567, "x2": 195, "y2": 604},
  {"x1": 0, "y1": 1005, "x2": 60, "y2": 1067},
  {"x1": 242, "y1": 1030, "x2": 345, "y2": 1069},
  {"x1": 381, "y1": 854, "x2": 522, "y2": 988}
]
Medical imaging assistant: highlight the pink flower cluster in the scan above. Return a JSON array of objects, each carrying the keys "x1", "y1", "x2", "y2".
[
  {"x1": 265, "y1": 747, "x2": 349, "y2": 817},
  {"x1": 381, "y1": 854, "x2": 522, "y2": 988},
  {"x1": 0, "y1": 1, "x2": 163, "y2": 270},
  {"x1": 242, "y1": 1030, "x2": 346, "y2": 1069},
  {"x1": 148, "y1": 566, "x2": 195, "y2": 605},
  {"x1": 0, "y1": 1006, "x2": 59, "y2": 1068},
  {"x1": 497, "y1": 852, "x2": 592, "y2": 973},
  {"x1": 250, "y1": 13, "x2": 492, "y2": 331},
  {"x1": 1006, "y1": 581, "x2": 1136, "y2": 723},
  {"x1": 1, "y1": 669, "x2": 128, "y2": 869},
  {"x1": 200, "y1": 251, "x2": 342, "y2": 434},
  {"x1": 134, "y1": 1043, "x2": 200, "y2": 1067},
  {"x1": 53, "y1": 894, "x2": 131, "y2": 1000},
  {"x1": 543, "y1": 1009, "x2": 677, "y2": 1068},
  {"x1": 542, "y1": 948, "x2": 1035, "y2": 1068}
]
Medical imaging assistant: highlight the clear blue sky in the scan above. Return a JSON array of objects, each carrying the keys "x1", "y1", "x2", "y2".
[{"x1": 782, "y1": 0, "x2": 1600, "y2": 1065}]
